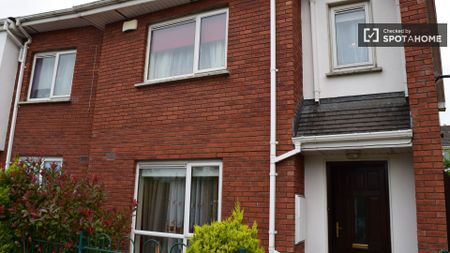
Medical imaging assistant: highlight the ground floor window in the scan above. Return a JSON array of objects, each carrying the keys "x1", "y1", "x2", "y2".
[
  {"x1": 133, "y1": 161, "x2": 222, "y2": 253},
  {"x1": 19, "y1": 156, "x2": 63, "y2": 183}
]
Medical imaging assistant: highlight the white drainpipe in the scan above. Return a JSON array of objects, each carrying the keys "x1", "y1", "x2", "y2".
[
  {"x1": 5, "y1": 19, "x2": 32, "y2": 169},
  {"x1": 269, "y1": 0, "x2": 303, "y2": 252},
  {"x1": 268, "y1": 0, "x2": 278, "y2": 250}
]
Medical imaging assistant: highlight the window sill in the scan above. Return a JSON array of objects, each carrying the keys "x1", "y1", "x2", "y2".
[
  {"x1": 19, "y1": 98, "x2": 71, "y2": 105},
  {"x1": 135, "y1": 69, "x2": 230, "y2": 87},
  {"x1": 326, "y1": 67, "x2": 382, "y2": 77}
]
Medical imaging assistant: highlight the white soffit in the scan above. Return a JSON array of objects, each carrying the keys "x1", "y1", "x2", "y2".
[
  {"x1": 292, "y1": 130, "x2": 413, "y2": 151},
  {"x1": 18, "y1": 0, "x2": 191, "y2": 33}
]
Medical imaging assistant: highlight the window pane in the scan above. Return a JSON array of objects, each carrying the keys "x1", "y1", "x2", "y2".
[
  {"x1": 149, "y1": 22, "x2": 195, "y2": 79},
  {"x1": 199, "y1": 13, "x2": 227, "y2": 70},
  {"x1": 43, "y1": 160, "x2": 62, "y2": 171},
  {"x1": 30, "y1": 56, "x2": 55, "y2": 99},
  {"x1": 134, "y1": 234, "x2": 183, "y2": 253},
  {"x1": 138, "y1": 168, "x2": 186, "y2": 234},
  {"x1": 354, "y1": 196, "x2": 368, "y2": 243},
  {"x1": 189, "y1": 166, "x2": 219, "y2": 232},
  {"x1": 335, "y1": 8, "x2": 369, "y2": 66},
  {"x1": 54, "y1": 53, "x2": 76, "y2": 96}
]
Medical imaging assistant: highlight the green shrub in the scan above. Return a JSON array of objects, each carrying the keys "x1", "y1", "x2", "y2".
[
  {"x1": 187, "y1": 203, "x2": 264, "y2": 253},
  {"x1": 0, "y1": 160, "x2": 136, "y2": 250}
]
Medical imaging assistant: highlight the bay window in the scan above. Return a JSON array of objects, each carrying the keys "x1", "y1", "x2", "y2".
[
  {"x1": 28, "y1": 50, "x2": 76, "y2": 100},
  {"x1": 133, "y1": 161, "x2": 222, "y2": 253},
  {"x1": 146, "y1": 9, "x2": 228, "y2": 81}
]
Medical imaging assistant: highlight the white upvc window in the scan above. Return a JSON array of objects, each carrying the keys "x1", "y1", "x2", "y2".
[
  {"x1": 145, "y1": 9, "x2": 229, "y2": 82},
  {"x1": 330, "y1": 2, "x2": 374, "y2": 71},
  {"x1": 132, "y1": 161, "x2": 222, "y2": 253},
  {"x1": 28, "y1": 50, "x2": 76, "y2": 101},
  {"x1": 19, "y1": 157, "x2": 63, "y2": 183}
]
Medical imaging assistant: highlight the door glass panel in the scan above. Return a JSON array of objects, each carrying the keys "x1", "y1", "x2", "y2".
[{"x1": 354, "y1": 196, "x2": 367, "y2": 243}]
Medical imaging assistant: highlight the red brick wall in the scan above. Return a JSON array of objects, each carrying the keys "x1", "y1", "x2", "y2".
[
  {"x1": 2, "y1": 0, "x2": 305, "y2": 252},
  {"x1": 7, "y1": 27, "x2": 103, "y2": 176},
  {"x1": 88, "y1": 0, "x2": 302, "y2": 252},
  {"x1": 400, "y1": 0, "x2": 448, "y2": 251},
  {"x1": 275, "y1": 0, "x2": 305, "y2": 252}
]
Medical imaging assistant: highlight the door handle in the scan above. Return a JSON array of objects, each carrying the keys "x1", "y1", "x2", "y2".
[{"x1": 336, "y1": 221, "x2": 343, "y2": 238}]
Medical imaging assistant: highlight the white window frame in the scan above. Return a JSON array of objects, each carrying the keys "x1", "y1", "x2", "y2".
[
  {"x1": 19, "y1": 156, "x2": 63, "y2": 183},
  {"x1": 329, "y1": 2, "x2": 375, "y2": 71},
  {"x1": 132, "y1": 160, "x2": 223, "y2": 253},
  {"x1": 28, "y1": 50, "x2": 77, "y2": 101},
  {"x1": 144, "y1": 9, "x2": 229, "y2": 83}
]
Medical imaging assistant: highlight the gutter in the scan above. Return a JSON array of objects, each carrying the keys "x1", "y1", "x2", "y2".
[
  {"x1": 2, "y1": 20, "x2": 22, "y2": 47},
  {"x1": 292, "y1": 130, "x2": 413, "y2": 151},
  {"x1": 5, "y1": 18, "x2": 32, "y2": 169}
]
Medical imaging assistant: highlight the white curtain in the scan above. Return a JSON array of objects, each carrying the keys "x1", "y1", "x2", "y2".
[
  {"x1": 30, "y1": 56, "x2": 55, "y2": 98},
  {"x1": 167, "y1": 179, "x2": 186, "y2": 234},
  {"x1": 149, "y1": 22, "x2": 195, "y2": 80},
  {"x1": 54, "y1": 53, "x2": 76, "y2": 96},
  {"x1": 189, "y1": 166, "x2": 219, "y2": 232},
  {"x1": 199, "y1": 13, "x2": 226, "y2": 70},
  {"x1": 199, "y1": 40, "x2": 225, "y2": 70},
  {"x1": 149, "y1": 46, "x2": 194, "y2": 79},
  {"x1": 335, "y1": 9, "x2": 368, "y2": 66}
]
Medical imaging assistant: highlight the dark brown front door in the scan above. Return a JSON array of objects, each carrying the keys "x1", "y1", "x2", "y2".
[{"x1": 327, "y1": 161, "x2": 391, "y2": 253}]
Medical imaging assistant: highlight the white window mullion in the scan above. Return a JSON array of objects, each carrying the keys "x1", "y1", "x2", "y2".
[
  {"x1": 193, "y1": 17, "x2": 201, "y2": 74},
  {"x1": 182, "y1": 164, "x2": 192, "y2": 253},
  {"x1": 224, "y1": 10, "x2": 230, "y2": 70},
  {"x1": 49, "y1": 53, "x2": 60, "y2": 98},
  {"x1": 218, "y1": 163, "x2": 223, "y2": 221}
]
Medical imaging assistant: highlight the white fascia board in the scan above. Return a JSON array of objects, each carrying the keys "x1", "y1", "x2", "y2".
[
  {"x1": 292, "y1": 129, "x2": 413, "y2": 151},
  {"x1": 19, "y1": 0, "x2": 163, "y2": 27}
]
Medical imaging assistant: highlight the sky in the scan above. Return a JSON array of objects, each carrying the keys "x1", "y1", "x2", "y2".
[{"x1": 0, "y1": 0, "x2": 449, "y2": 124}]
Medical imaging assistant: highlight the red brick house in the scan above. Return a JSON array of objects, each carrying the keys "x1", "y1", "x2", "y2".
[{"x1": 0, "y1": 0, "x2": 447, "y2": 252}]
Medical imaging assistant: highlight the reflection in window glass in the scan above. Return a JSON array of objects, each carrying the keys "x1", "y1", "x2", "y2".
[
  {"x1": 335, "y1": 8, "x2": 369, "y2": 66},
  {"x1": 30, "y1": 56, "x2": 55, "y2": 99},
  {"x1": 149, "y1": 22, "x2": 196, "y2": 80},
  {"x1": 199, "y1": 13, "x2": 227, "y2": 70},
  {"x1": 135, "y1": 234, "x2": 183, "y2": 253},
  {"x1": 54, "y1": 53, "x2": 76, "y2": 96}
]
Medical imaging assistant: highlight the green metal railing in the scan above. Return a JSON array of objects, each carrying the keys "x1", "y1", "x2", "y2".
[{"x1": 16, "y1": 231, "x2": 247, "y2": 253}]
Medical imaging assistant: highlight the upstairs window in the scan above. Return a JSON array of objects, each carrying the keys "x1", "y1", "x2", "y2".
[
  {"x1": 330, "y1": 3, "x2": 373, "y2": 70},
  {"x1": 146, "y1": 9, "x2": 228, "y2": 81},
  {"x1": 29, "y1": 50, "x2": 76, "y2": 100}
]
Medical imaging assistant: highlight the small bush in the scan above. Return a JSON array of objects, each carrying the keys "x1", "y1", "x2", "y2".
[
  {"x1": 187, "y1": 203, "x2": 264, "y2": 253},
  {"x1": 0, "y1": 160, "x2": 136, "y2": 251}
]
